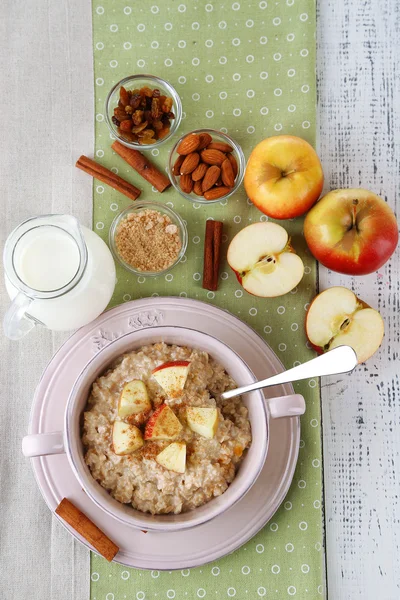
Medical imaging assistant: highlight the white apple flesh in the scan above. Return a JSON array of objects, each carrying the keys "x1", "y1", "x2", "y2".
[
  {"x1": 112, "y1": 421, "x2": 144, "y2": 456},
  {"x1": 152, "y1": 361, "x2": 190, "y2": 398},
  {"x1": 156, "y1": 442, "x2": 186, "y2": 473},
  {"x1": 227, "y1": 222, "x2": 304, "y2": 297},
  {"x1": 118, "y1": 380, "x2": 151, "y2": 419},
  {"x1": 186, "y1": 407, "x2": 219, "y2": 439},
  {"x1": 144, "y1": 404, "x2": 183, "y2": 440},
  {"x1": 306, "y1": 286, "x2": 384, "y2": 364}
]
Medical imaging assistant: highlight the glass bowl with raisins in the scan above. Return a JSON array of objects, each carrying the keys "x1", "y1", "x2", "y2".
[
  {"x1": 105, "y1": 75, "x2": 182, "y2": 150},
  {"x1": 168, "y1": 129, "x2": 246, "y2": 204}
]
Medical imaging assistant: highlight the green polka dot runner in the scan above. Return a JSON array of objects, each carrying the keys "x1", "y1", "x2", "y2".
[{"x1": 91, "y1": 0, "x2": 324, "y2": 598}]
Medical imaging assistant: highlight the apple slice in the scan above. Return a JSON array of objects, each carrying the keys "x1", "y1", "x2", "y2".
[
  {"x1": 306, "y1": 286, "x2": 384, "y2": 364},
  {"x1": 118, "y1": 380, "x2": 151, "y2": 419},
  {"x1": 152, "y1": 361, "x2": 190, "y2": 398},
  {"x1": 227, "y1": 222, "x2": 304, "y2": 297},
  {"x1": 112, "y1": 421, "x2": 144, "y2": 456},
  {"x1": 144, "y1": 404, "x2": 183, "y2": 440},
  {"x1": 155, "y1": 442, "x2": 186, "y2": 474},
  {"x1": 186, "y1": 407, "x2": 219, "y2": 439}
]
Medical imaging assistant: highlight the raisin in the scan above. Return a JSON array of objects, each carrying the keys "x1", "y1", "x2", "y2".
[
  {"x1": 114, "y1": 107, "x2": 131, "y2": 121},
  {"x1": 151, "y1": 98, "x2": 160, "y2": 120},
  {"x1": 119, "y1": 119, "x2": 133, "y2": 132},
  {"x1": 132, "y1": 110, "x2": 144, "y2": 125},
  {"x1": 130, "y1": 93, "x2": 141, "y2": 109},
  {"x1": 162, "y1": 97, "x2": 173, "y2": 113},
  {"x1": 139, "y1": 136, "x2": 156, "y2": 145},
  {"x1": 152, "y1": 88, "x2": 161, "y2": 97},
  {"x1": 167, "y1": 112, "x2": 175, "y2": 119},
  {"x1": 112, "y1": 116, "x2": 120, "y2": 127},
  {"x1": 144, "y1": 110, "x2": 152, "y2": 123},
  {"x1": 119, "y1": 86, "x2": 130, "y2": 107},
  {"x1": 139, "y1": 129, "x2": 155, "y2": 138},
  {"x1": 140, "y1": 86, "x2": 153, "y2": 98},
  {"x1": 153, "y1": 120, "x2": 163, "y2": 131},
  {"x1": 132, "y1": 121, "x2": 148, "y2": 134},
  {"x1": 158, "y1": 125, "x2": 170, "y2": 139},
  {"x1": 119, "y1": 131, "x2": 136, "y2": 142}
]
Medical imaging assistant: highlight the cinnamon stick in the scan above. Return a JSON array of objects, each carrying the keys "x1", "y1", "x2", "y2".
[
  {"x1": 203, "y1": 220, "x2": 223, "y2": 291},
  {"x1": 76, "y1": 155, "x2": 141, "y2": 201},
  {"x1": 55, "y1": 498, "x2": 119, "y2": 562},
  {"x1": 112, "y1": 141, "x2": 171, "y2": 193}
]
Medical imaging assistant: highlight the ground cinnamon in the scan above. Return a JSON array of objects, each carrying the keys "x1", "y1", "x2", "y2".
[
  {"x1": 203, "y1": 220, "x2": 223, "y2": 291},
  {"x1": 55, "y1": 498, "x2": 119, "y2": 562},
  {"x1": 75, "y1": 155, "x2": 141, "y2": 201},
  {"x1": 111, "y1": 141, "x2": 171, "y2": 193}
]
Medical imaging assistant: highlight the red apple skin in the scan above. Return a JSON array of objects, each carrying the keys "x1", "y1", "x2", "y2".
[
  {"x1": 152, "y1": 360, "x2": 190, "y2": 374},
  {"x1": 304, "y1": 188, "x2": 398, "y2": 275},
  {"x1": 244, "y1": 135, "x2": 324, "y2": 219}
]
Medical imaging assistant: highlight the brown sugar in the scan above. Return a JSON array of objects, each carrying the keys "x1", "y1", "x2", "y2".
[{"x1": 115, "y1": 209, "x2": 182, "y2": 272}]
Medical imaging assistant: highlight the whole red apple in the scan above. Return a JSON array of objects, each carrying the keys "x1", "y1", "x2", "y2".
[
  {"x1": 304, "y1": 188, "x2": 398, "y2": 275},
  {"x1": 244, "y1": 135, "x2": 324, "y2": 219}
]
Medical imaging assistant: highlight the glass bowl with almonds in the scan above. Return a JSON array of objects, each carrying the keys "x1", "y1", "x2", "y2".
[
  {"x1": 168, "y1": 128, "x2": 245, "y2": 204},
  {"x1": 105, "y1": 74, "x2": 182, "y2": 150}
]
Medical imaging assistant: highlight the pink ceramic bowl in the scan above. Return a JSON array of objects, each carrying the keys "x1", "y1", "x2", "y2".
[{"x1": 22, "y1": 326, "x2": 305, "y2": 532}]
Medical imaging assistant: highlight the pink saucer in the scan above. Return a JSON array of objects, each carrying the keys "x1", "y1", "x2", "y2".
[{"x1": 28, "y1": 297, "x2": 299, "y2": 569}]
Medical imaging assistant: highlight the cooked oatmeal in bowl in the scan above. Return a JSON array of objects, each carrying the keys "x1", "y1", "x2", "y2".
[{"x1": 82, "y1": 343, "x2": 252, "y2": 515}]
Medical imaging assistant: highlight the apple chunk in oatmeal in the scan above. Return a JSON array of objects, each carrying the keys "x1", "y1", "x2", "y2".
[{"x1": 82, "y1": 343, "x2": 251, "y2": 515}]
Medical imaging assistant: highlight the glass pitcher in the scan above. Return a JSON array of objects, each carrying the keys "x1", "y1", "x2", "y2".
[{"x1": 3, "y1": 214, "x2": 116, "y2": 340}]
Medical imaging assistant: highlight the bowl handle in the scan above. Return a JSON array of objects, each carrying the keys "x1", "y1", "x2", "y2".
[
  {"x1": 266, "y1": 394, "x2": 305, "y2": 419},
  {"x1": 22, "y1": 432, "x2": 64, "y2": 457}
]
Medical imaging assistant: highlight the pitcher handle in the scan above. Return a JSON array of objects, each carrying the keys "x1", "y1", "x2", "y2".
[{"x1": 3, "y1": 292, "x2": 37, "y2": 340}]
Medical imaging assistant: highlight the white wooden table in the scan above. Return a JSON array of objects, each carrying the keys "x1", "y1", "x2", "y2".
[{"x1": 0, "y1": 0, "x2": 398, "y2": 598}]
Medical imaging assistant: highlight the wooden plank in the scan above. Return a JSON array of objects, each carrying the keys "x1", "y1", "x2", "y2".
[{"x1": 317, "y1": 0, "x2": 400, "y2": 598}]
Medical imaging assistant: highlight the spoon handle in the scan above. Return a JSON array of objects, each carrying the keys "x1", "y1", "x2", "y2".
[{"x1": 220, "y1": 345, "x2": 358, "y2": 400}]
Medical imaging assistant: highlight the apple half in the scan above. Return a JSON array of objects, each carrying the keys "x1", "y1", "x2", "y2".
[
  {"x1": 156, "y1": 442, "x2": 186, "y2": 474},
  {"x1": 144, "y1": 404, "x2": 183, "y2": 440},
  {"x1": 186, "y1": 407, "x2": 219, "y2": 439},
  {"x1": 118, "y1": 380, "x2": 151, "y2": 419},
  {"x1": 306, "y1": 286, "x2": 384, "y2": 364},
  {"x1": 112, "y1": 421, "x2": 144, "y2": 456},
  {"x1": 227, "y1": 222, "x2": 304, "y2": 297},
  {"x1": 152, "y1": 361, "x2": 190, "y2": 398}
]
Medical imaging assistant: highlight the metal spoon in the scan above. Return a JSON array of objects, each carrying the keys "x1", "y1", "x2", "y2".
[{"x1": 220, "y1": 345, "x2": 358, "y2": 400}]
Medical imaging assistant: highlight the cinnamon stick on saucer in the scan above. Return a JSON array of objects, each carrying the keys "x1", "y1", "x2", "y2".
[
  {"x1": 55, "y1": 498, "x2": 119, "y2": 562},
  {"x1": 203, "y1": 220, "x2": 223, "y2": 291},
  {"x1": 112, "y1": 141, "x2": 171, "y2": 193},
  {"x1": 76, "y1": 155, "x2": 141, "y2": 201}
]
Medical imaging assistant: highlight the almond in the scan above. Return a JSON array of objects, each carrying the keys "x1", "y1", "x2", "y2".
[
  {"x1": 172, "y1": 155, "x2": 185, "y2": 176},
  {"x1": 227, "y1": 153, "x2": 238, "y2": 178},
  {"x1": 180, "y1": 152, "x2": 200, "y2": 175},
  {"x1": 177, "y1": 133, "x2": 200, "y2": 155},
  {"x1": 197, "y1": 132, "x2": 213, "y2": 150},
  {"x1": 191, "y1": 162, "x2": 208, "y2": 181},
  {"x1": 180, "y1": 173, "x2": 194, "y2": 194},
  {"x1": 201, "y1": 149, "x2": 226, "y2": 166},
  {"x1": 193, "y1": 180, "x2": 203, "y2": 196},
  {"x1": 204, "y1": 186, "x2": 231, "y2": 201},
  {"x1": 221, "y1": 158, "x2": 235, "y2": 187},
  {"x1": 207, "y1": 141, "x2": 233, "y2": 153},
  {"x1": 202, "y1": 166, "x2": 221, "y2": 192}
]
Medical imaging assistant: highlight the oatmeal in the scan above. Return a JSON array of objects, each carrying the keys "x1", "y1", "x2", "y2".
[{"x1": 82, "y1": 343, "x2": 252, "y2": 515}]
